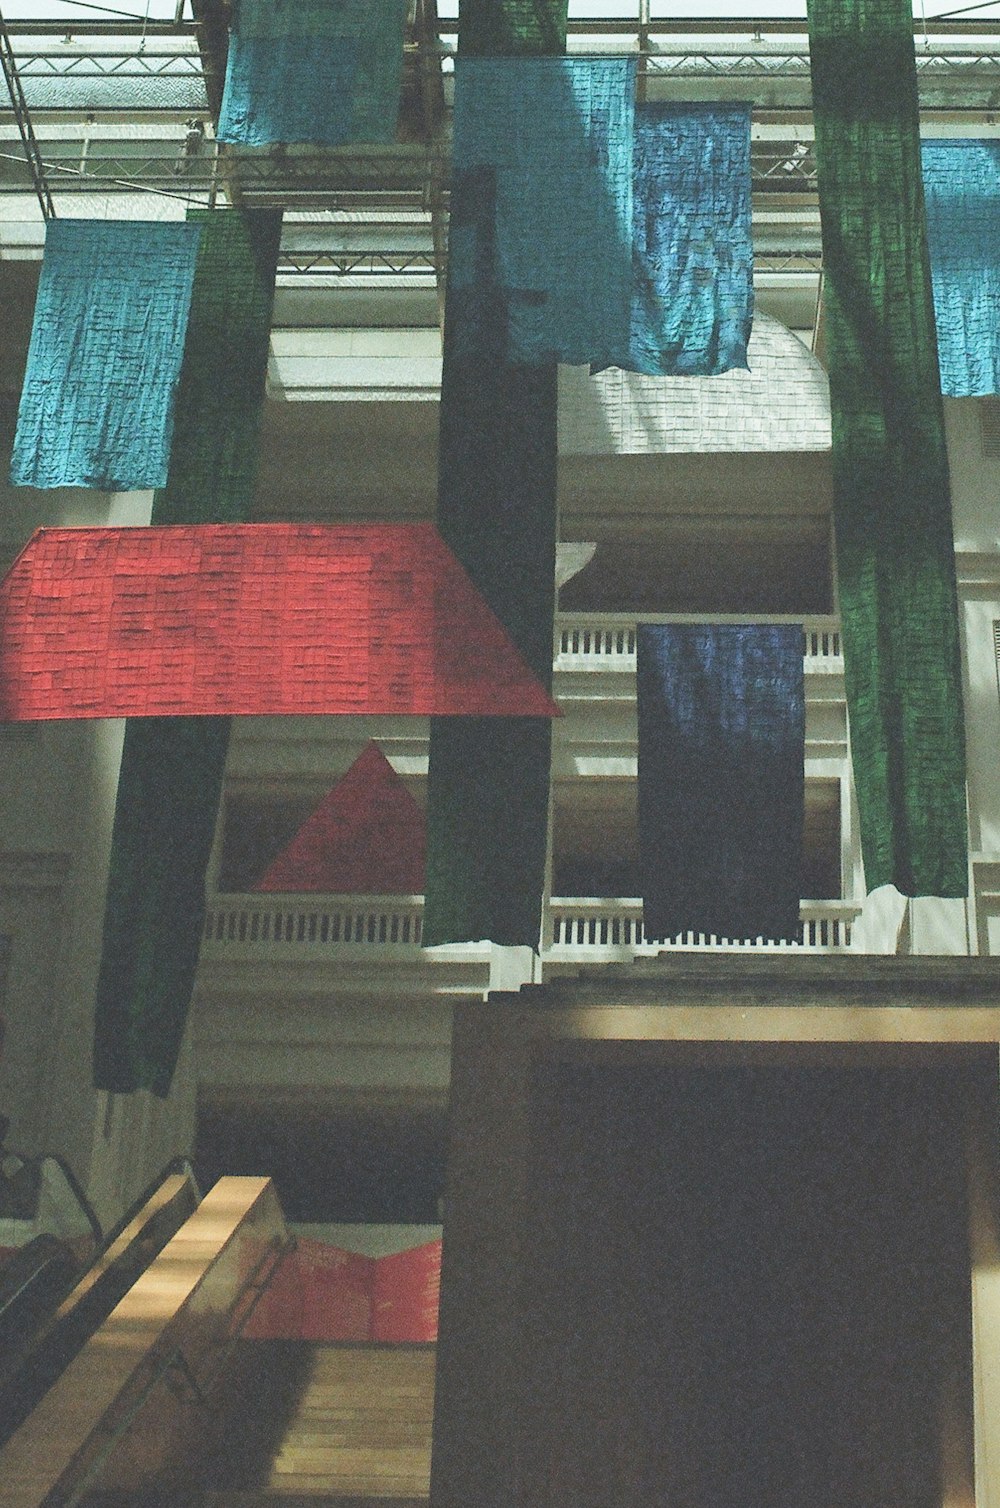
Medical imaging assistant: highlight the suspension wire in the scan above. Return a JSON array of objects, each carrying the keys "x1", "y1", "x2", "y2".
[{"x1": 0, "y1": 5, "x2": 55, "y2": 219}]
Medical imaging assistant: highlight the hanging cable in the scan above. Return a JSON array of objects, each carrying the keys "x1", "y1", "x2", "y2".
[{"x1": 0, "y1": 6, "x2": 55, "y2": 219}]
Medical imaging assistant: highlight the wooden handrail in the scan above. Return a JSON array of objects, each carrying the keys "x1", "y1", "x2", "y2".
[{"x1": 0, "y1": 1176, "x2": 289, "y2": 1508}]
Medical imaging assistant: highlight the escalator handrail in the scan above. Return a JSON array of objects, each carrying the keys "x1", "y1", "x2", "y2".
[{"x1": 99, "y1": 1155, "x2": 201, "y2": 1251}]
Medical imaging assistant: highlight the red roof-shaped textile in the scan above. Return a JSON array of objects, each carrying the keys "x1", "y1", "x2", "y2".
[
  {"x1": 255, "y1": 742, "x2": 426, "y2": 894},
  {"x1": 0, "y1": 524, "x2": 559, "y2": 721}
]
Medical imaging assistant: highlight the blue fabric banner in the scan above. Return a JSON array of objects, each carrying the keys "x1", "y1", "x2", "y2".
[
  {"x1": 922, "y1": 139, "x2": 1000, "y2": 397},
  {"x1": 598, "y1": 102, "x2": 753, "y2": 377},
  {"x1": 11, "y1": 219, "x2": 201, "y2": 492},
  {"x1": 637, "y1": 624, "x2": 805, "y2": 943},
  {"x1": 217, "y1": 0, "x2": 408, "y2": 147},
  {"x1": 451, "y1": 56, "x2": 636, "y2": 367}
]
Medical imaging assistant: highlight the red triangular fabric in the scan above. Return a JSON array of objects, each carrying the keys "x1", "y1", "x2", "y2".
[
  {"x1": 255, "y1": 742, "x2": 426, "y2": 894},
  {"x1": 0, "y1": 523, "x2": 559, "y2": 721}
]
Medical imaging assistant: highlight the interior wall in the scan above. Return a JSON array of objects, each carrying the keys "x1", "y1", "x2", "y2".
[{"x1": 521, "y1": 1062, "x2": 974, "y2": 1508}]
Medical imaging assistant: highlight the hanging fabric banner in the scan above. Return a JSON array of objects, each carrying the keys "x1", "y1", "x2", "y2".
[
  {"x1": 807, "y1": 0, "x2": 968, "y2": 897},
  {"x1": 422, "y1": 0, "x2": 567, "y2": 949},
  {"x1": 151, "y1": 208, "x2": 282, "y2": 524},
  {"x1": 93, "y1": 718, "x2": 230, "y2": 1098},
  {"x1": 217, "y1": 0, "x2": 408, "y2": 147},
  {"x1": 458, "y1": 0, "x2": 567, "y2": 55},
  {"x1": 922, "y1": 139, "x2": 1000, "y2": 397},
  {"x1": 93, "y1": 209, "x2": 281, "y2": 1097},
  {"x1": 450, "y1": 56, "x2": 636, "y2": 368},
  {"x1": 255, "y1": 743, "x2": 426, "y2": 894},
  {"x1": 596, "y1": 102, "x2": 753, "y2": 377},
  {"x1": 0, "y1": 524, "x2": 559, "y2": 721},
  {"x1": 11, "y1": 220, "x2": 201, "y2": 491},
  {"x1": 636, "y1": 624, "x2": 805, "y2": 944}
]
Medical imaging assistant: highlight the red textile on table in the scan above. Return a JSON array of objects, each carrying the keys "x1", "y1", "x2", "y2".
[
  {"x1": 0, "y1": 523, "x2": 559, "y2": 721},
  {"x1": 254, "y1": 741, "x2": 425, "y2": 893},
  {"x1": 244, "y1": 1238, "x2": 441, "y2": 1343}
]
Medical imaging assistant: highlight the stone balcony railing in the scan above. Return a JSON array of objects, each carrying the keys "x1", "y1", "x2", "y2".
[
  {"x1": 553, "y1": 613, "x2": 843, "y2": 673},
  {"x1": 201, "y1": 894, "x2": 860, "y2": 966}
]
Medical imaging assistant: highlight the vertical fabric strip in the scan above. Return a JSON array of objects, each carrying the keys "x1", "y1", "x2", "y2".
[
  {"x1": 807, "y1": 0, "x2": 968, "y2": 897},
  {"x1": 217, "y1": 0, "x2": 407, "y2": 146},
  {"x1": 922, "y1": 139, "x2": 1000, "y2": 397},
  {"x1": 422, "y1": 0, "x2": 567, "y2": 949},
  {"x1": 636, "y1": 624, "x2": 805, "y2": 944},
  {"x1": 92, "y1": 208, "x2": 282, "y2": 1096},
  {"x1": 11, "y1": 220, "x2": 201, "y2": 491},
  {"x1": 151, "y1": 209, "x2": 283, "y2": 524},
  {"x1": 451, "y1": 57, "x2": 635, "y2": 367},
  {"x1": 596, "y1": 102, "x2": 753, "y2": 377},
  {"x1": 458, "y1": 0, "x2": 567, "y2": 55}
]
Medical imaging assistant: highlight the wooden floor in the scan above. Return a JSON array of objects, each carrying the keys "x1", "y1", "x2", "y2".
[{"x1": 200, "y1": 1342, "x2": 435, "y2": 1501}]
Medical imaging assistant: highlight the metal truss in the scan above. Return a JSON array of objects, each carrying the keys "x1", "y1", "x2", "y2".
[{"x1": 0, "y1": 10, "x2": 54, "y2": 217}]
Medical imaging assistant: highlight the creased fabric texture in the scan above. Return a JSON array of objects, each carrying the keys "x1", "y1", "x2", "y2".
[
  {"x1": 922, "y1": 139, "x2": 1000, "y2": 397},
  {"x1": 458, "y1": 0, "x2": 567, "y2": 55},
  {"x1": 637, "y1": 625, "x2": 805, "y2": 944},
  {"x1": 11, "y1": 220, "x2": 200, "y2": 491},
  {"x1": 451, "y1": 56, "x2": 635, "y2": 367},
  {"x1": 93, "y1": 208, "x2": 281, "y2": 1097},
  {"x1": 217, "y1": 0, "x2": 407, "y2": 146},
  {"x1": 151, "y1": 208, "x2": 282, "y2": 524},
  {"x1": 596, "y1": 102, "x2": 753, "y2": 377},
  {"x1": 808, "y1": 0, "x2": 968, "y2": 897},
  {"x1": 422, "y1": 0, "x2": 562, "y2": 950}
]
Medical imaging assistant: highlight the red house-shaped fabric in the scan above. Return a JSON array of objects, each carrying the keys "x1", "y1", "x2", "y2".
[
  {"x1": 0, "y1": 523, "x2": 559, "y2": 721},
  {"x1": 255, "y1": 742, "x2": 426, "y2": 894}
]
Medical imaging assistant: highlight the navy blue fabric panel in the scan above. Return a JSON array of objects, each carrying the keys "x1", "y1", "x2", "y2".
[
  {"x1": 451, "y1": 55, "x2": 635, "y2": 366},
  {"x1": 11, "y1": 220, "x2": 201, "y2": 491},
  {"x1": 637, "y1": 624, "x2": 805, "y2": 943},
  {"x1": 923, "y1": 139, "x2": 1000, "y2": 397},
  {"x1": 607, "y1": 101, "x2": 754, "y2": 377},
  {"x1": 217, "y1": 0, "x2": 407, "y2": 146}
]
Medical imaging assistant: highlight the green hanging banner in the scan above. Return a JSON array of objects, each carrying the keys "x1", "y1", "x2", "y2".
[
  {"x1": 807, "y1": 0, "x2": 968, "y2": 897},
  {"x1": 422, "y1": 0, "x2": 567, "y2": 948},
  {"x1": 93, "y1": 210, "x2": 282, "y2": 1095},
  {"x1": 457, "y1": 0, "x2": 567, "y2": 56}
]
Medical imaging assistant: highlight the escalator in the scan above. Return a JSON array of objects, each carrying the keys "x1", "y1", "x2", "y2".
[
  {"x1": 0, "y1": 1155, "x2": 200, "y2": 1447},
  {"x1": 0, "y1": 1175, "x2": 436, "y2": 1508}
]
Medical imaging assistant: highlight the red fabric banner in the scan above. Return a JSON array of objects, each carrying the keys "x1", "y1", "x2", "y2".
[
  {"x1": 255, "y1": 741, "x2": 426, "y2": 893},
  {"x1": 0, "y1": 524, "x2": 559, "y2": 721},
  {"x1": 244, "y1": 1238, "x2": 441, "y2": 1343}
]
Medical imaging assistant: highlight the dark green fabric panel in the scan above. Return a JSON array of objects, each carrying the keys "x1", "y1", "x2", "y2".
[
  {"x1": 93, "y1": 717, "x2": 230, "y2": 1096},
  {"x1": 807, "y1": 0, "x2": 968, "y2": 897},
  {"x1": 151, "y1": 207, "x2": 282, "y2": 526},
  {"x1": 423, "y1": 0, "x2": 561, "y2": 947},
  {"x1": 458, "y1": 0, "x2": 567, "y2": 56},
  {"x1": 422, "y1": 717, "x2": 552, "y2": 948},
  {"x1": 93, "y1": 209, "x2": 282, "y2": 1095}
]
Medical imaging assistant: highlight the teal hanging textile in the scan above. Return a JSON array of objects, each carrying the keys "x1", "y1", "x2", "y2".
[
  {"x1": 451, "y1": 56, "x2": 635, "y2": 368},
  {"x1": 93, "y1": 209, "x2": 282, "y2": 1095},
  {"x1": 217, "y1": 0, "x2": 407, "y2": 147},
  {"x1": 596, "y1": 102, "x2": 754, "y2": 377},
  {"x1": 11, "y1": 220, "x2": 201, "y2": 491},
  {"x1": 458, "y1": 0, "x2": 567, "y2": 55},
  {"x1": 808, "y1": 0, "x2": 968, "y2": 896},
  {"x1": 637, "y1": 625, "x2": 804, "y2": 944},
  {"x1": 422, "y1": 0, "x2": 566, "y2": 949},
  {"x1": 922, "y1": 139, "x2": 1000, "y2": 397}
]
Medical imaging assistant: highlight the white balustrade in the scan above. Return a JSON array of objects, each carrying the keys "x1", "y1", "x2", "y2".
[
  {"x1": 546, "y1": 897, "x2": 859, "y2": 955},
  {"x1": 554, "y1": 614, "x2": 842, "y2": 671},
  {"x1": 201, "y1": 893, "x2": 858, "y2": 962}
]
